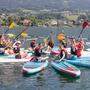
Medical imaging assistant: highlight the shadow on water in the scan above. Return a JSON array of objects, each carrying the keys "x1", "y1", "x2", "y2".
[{"x1": 22, "y1": 72, "x2": 38, "y2": 77}]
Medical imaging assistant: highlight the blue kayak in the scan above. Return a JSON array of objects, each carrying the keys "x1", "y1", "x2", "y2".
[
  {"x1": 0, "y1": 54, "x2": 15, "y2": 59},
  {"x1": 22, "y1": 57, "x2": 49, "y2": 74},
  {"x1": 51, "y1": 61, "x2": 81, "y2": 77},
  {"x1": 67, "y1": 57, "x2": 90, "y2": 68}
]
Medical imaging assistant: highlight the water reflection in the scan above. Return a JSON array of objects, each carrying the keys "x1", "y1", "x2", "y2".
[
  {"x1": 0, "y1": 62, "x2": 89, "y2": 90},
  {"x1": 0, "y1": 63, "x2": 23, "y2": 87}
]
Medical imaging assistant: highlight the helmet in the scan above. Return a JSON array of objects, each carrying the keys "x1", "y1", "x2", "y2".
[
  {"x1": 15, "y1": 41, "x2": 21, "y2": 44},
  {"x1": 13, "y1": 41, "x2": 21, "y2": 47}
]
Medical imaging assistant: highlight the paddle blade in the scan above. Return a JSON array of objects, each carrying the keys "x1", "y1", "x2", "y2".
[
  {"x1": 7, "y1": 33, "x2": 16, "y2": 38},
  {"x1": 9, "y1": 22, "x2": 16, "y2": 29},
  {"x1": 57, "y1": 33, "x2": 65, "y2": 41},
  {"x1": 82, "y1": 20, "x2": 88, "y2": 30},
  {"x1": 21, "y1": 32, "x2": 28, "y2": 37}
]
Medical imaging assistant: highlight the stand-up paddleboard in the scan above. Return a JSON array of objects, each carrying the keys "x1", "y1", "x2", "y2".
[
  {"x1": 22, "y1": 57, "x2": 49, "y2": 74},
  {"x1": 51, "y1": 60, "x2": 81, "y2": 77},
  {"x1": 67, "y1": 57, "x2": 90, "y2": 68}
]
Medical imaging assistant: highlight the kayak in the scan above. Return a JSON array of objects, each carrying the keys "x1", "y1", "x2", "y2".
[
  {"x1": 0, "y1": 54, "x2": 15, "y2": 59},
  {"x1": 67, "y1": 57, "x2": 90, "y2": 68},
  {"x1": 22, "y1": 57, "x2": 49, "y2": 74},
  {"x1": 0, "y1": 58, "x2": 29, "y2": 63},
  {"x1": 0, "y1": 54, "x2": 32, "y2": 63},
  {"x1": 51, "y1": 61, "x2": 81, "y2": 77}
]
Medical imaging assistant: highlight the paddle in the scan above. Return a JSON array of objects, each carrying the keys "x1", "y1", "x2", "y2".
[
  {"x1": 4, "y1": 21, "x2": 16, "y2": 34},
  {"x1": 4, "y1": 27, "x2": 9, "y2": 34},
  {"x1": 3, "y1": 26, "x2": 29, "y2": 49},
  {"x1": 78, "y1": 20, "x2": 88, "y2": 38},
  {"x1": 14, "y1": 27, "x2": 28, "y2": 40}
]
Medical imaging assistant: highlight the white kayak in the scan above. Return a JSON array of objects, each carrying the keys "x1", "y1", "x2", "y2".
[
  {"x1": 0, "y1": 52, "x2": 33, "y2": 63},
  {"x1": 0, "y1": 58, "x2": 29, "y2": 63},
  {"x1": 22, "y1": 57, "x2": 49, "y2": 74}
]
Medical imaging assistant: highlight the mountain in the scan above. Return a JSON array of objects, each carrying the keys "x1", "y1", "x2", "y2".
[{"x1": 0, "y1": 0, "x2": 90, "y2": 10}]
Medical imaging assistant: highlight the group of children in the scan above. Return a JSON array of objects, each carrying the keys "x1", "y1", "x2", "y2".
[
  {"x1": 0, "y1": 33, "x2": 85, "y2": 60},
  {"x1": 0, "y1": 35, "x2": 28, "y2": 59},
  {"x1": 57, "y1": 37, "x2": 85, "y2": 60}
]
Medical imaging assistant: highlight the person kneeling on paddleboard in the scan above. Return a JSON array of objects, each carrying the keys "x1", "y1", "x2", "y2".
[{"x1": 13, "y1": 41, "x2": 21, "y2": 59}]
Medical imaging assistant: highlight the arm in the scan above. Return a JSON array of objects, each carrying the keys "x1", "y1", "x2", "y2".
[{"x1": 59, "y1": 51, "x2": 65, "y2": 61}]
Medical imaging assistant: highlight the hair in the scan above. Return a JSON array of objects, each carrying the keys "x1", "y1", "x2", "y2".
[{"x1": 0, "y1": 35, "x2": 2, "y2": 39}]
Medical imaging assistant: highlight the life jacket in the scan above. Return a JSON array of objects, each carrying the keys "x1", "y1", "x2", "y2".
[
  {"x1": 59, "y1": 49, "x2": 67, "y2": 58},
  {"x1": 34, "y1": 46, "x2": 41, "y2": 57},
  {"x1": 70, "y1": 46, "x2": 77, "y2": 55},
  {"x1": 75, "y1": 43, "x2": 83, "y2": 57},
  {"x1": 48, "y1": 40, "x2": 54, "y2": 48},
  {"x1": 30, "y1": 41, "x2": 36, "y2": 48},
  {"x1": 13, "y1": 47, "x2": 20, "y2": 54},
  {"x1": 76, "y1": 43, "x2": 83, "y2": 51}
]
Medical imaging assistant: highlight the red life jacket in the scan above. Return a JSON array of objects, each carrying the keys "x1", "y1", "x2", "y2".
[
  {"x1": 30, "y1": 41, "x2": 36, "y2": 48},
  {"x1": 34, "y1": 46, "x2": 41, "y2": 51},
  {"x1": 76, "y1": 43, "x2": 83, "y2": 51},
  {"x1": 75, "y1": 43, "x2": 83, "y2": 57}
]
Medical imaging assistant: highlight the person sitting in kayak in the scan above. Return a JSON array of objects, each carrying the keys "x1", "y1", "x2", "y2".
[
  {"x1": 70, "y1": 38, "x2": 77, "y2": 56},
  {"x1": 59, "y1": 44, "x2": 68, "y2": 59},
  {"x1": 34, "y1": 43, "x2": 42, "y2": 57},
  {"x1": 75, "y1": 39, "x2": 85, "y2": 57},
  {"x1": 61, "y1": 38, "x2": 67, "y2": 48},
  {"x1": 48, "y1": 39, "x2": 54, "y2": 48},
  {"x1": 13, "y1": 41, "x2": 21, "y2": 59},
  {"x1": 47, "y1": 32, "x2": 54, "y2": 51},
  {"x1": 0, "y1": 45, "x2": 5, "y2": 55},
  {"x1": 30, "y1": 40, "x2": 36, "y2": 49},
  {"x1": 5, "y1": 47, "x2": 14, "y2": 55},
  {"x1": 0, "y1": 35, "x2": 6, "y2": 55},
  {"x1": 43, "y1": 38, "x2": 48, "y2": 47},
  {"x1": 58, "y1": 44, "x2": 74, "y2": 60}
]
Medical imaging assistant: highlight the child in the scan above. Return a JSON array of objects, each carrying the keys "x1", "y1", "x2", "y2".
[{"x1": 13, "y1": 41, "x2": 21, "y2": 59}]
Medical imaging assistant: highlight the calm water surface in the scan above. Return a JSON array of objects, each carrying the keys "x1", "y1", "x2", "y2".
[
  {"x1": 0, "y1": 63, "x2": 90, "y2": 90},
  {"x1": 0, "y1": 27, "x2": 90, "y2": 90}
]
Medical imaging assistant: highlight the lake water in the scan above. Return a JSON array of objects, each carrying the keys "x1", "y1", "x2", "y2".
[{"x1": 0, "y1": 26, "x2": 90, "y2": 90}]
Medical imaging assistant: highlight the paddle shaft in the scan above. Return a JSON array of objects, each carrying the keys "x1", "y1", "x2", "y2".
[
  {"x1": 59, "y1": 51, "x2": 65, "y2": 62},
  {"x1": 4, "y1": 27, "x2": 9, "y2": 34},
  {"x1": 14, "y1": 27, "x2": 28, "y2": 40},
  {"x1": 78, "y1": 29, "x2": 84, "y2": 38}
]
